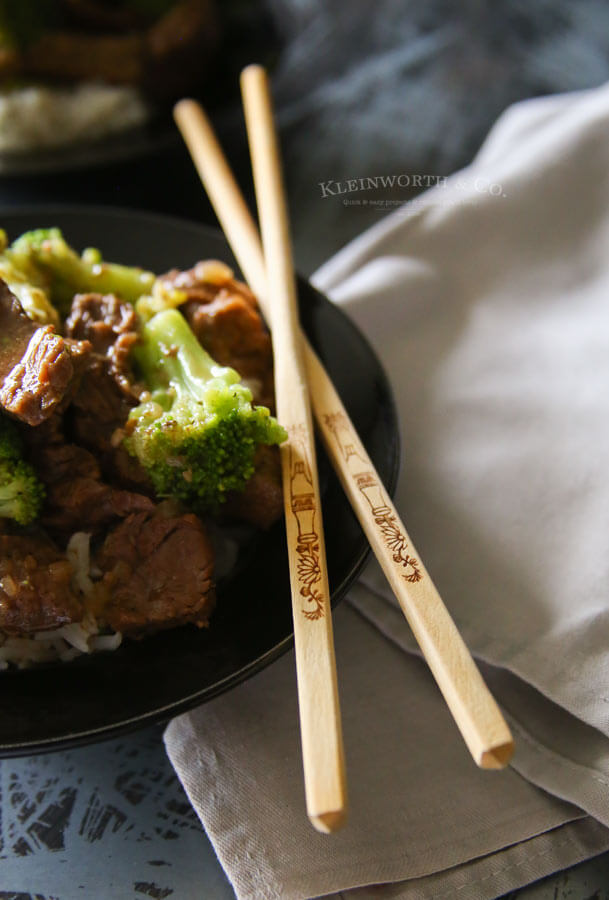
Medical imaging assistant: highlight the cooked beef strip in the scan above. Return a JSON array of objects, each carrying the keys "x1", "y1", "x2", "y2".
[
  {"x1": 42, "y1": 474, "x2": 154, "y2": 536},
  {"x1": 160, "y1": 265, "x2": 276, "y2": 410},
  {"x1": 20, "y1": 414, "x2": 153, "y2": 537},
  {"x1": 64, "y1": 293, "x2": 152, "y2": 492},
  {"x1": 30, "y1": 425, "x2": 99, "y2": 482},
  {"x1": 96, "y1": 508, "x2": 215, "y2": 636},
  {"x1": 69, "y1": 361, "x2": 152, "y2": 493},
  {"x1": 221, "y1": 445, "x2": 284, "y2": 530},
  {"x1": 0, "y1": 534, "x2": 82, "y2": 634},
  {"x1": 65, "y1": 292, "x2": 141, "y2": 399},
  {"x1": 0, "y1": 279, "x2": 90, "y2": 426},
  {"x1": 0, "y1": 280, "x2": 36, "y2": 370}
]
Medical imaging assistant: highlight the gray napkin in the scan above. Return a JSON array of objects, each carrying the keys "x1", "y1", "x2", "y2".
[{"x1": 165, "y1": 81, "x2": 609, "y2": 898}]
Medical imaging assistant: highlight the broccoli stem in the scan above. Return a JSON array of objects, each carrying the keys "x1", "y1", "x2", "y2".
[
  {"x1": 47, "y1": 251, "x2": 155, "y2": 308},
  {"x1": 8, "y1": 228, "x2": 155, "y2": 312},
  {"x1": 134, "y1": 308, "x2": 245, "y2": 406}
]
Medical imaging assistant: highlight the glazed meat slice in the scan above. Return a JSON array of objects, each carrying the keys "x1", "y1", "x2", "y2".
[
  {"x1": 96, "y1": 509, "x2": 215, "y2": 636},
  {"x1": 68, "y1": 360, "x2": 152, "y2": 492},
  {"x1": 160, "y1": 263, "x2": 275, "y2": 409},
  {"x1": 0, "y1": 535, "x2": 82, "y2": 635},
  {"x1": 21, "y1": 416, "x2": 153, "y2": 536},
  {"x1": 42, "y1": 470, "x2": 154, "y2": 536},
  {"x1": 65, "y1": 293, "x2": 151, "y2": 491},
  {"x1": 68, "y1": 357, "x2": 134, "y2": 453},
  {"x1": 40, "y1": 443, "x2": 153, "y2": 536},
  {"x1": 0, "y1": 280, "x2": 37, "y2": 367},
  {"x1": 222, "y1": 445, "x2": 284, "y2": 530},
  {"x1": 0, "y1": 279, "x2": 91, "y2": 425},
  {"x1": 65, "y1": 292, "x2": 141, "y2": 399}
]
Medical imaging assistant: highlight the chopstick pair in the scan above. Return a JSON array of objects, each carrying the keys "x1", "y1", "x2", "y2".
[{"x1": 174, "y1": 66, "x2": 514, "y2": 832}]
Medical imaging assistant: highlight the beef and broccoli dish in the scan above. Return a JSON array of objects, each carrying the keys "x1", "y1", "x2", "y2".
[{"x1": 0, "y1": 227, "x2": 286, "y2": 667}]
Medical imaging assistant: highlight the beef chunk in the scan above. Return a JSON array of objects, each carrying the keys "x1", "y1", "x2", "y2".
[
  {"x1": 96, "y1": 509, "x2": 215, "y2": 636},
  {"x1": 222, "y1": 445, "x2": 284, "y2": 530},
  {"x1": 33, "y1": 428, "x2": 99, "y2": 482},
  {"x1": 160, "y1": 264, "x2": 275, "y2": 409},
  {"x1": 42, "y1": 473, "x2": 154, "y2": 536},
  {"x1": 69, "y1": 357, "x2": 134, "y2": 450},
  {"x1": 65, "y1": 292, "x2": 141, "y2": 399},
  {"x1": 0, "y1": 280, "x2": 37, "y2": 370},
  {"x1": 0, "y1": 279, "x2": 90, "y2": 426},
  {"x1": 21, "y1": 417, "x2": 153, "y2": 536},
  {"x1": 68, "y1": 356, "x2": 152, "y2": 492},
  {"x1": 64, "y1": 292, "x2": 151, "y2": 491},
  {"x1": 0, "y1": 534, "x2": 82, "y2": 634}
]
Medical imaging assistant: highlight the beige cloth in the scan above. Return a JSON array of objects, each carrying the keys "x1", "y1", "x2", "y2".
[{"x1": 165, "y1": 82, "x2": 609, "y2": 898}]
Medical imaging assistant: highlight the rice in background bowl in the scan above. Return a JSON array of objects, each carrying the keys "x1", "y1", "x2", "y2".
[{"x1": 0, "y1": 81, "x2": 149, "y2": 154}]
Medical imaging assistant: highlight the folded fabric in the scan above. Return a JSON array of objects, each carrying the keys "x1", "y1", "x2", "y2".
[{"x1": 165, "y1": 81, "x2": 609, "y2": 898}]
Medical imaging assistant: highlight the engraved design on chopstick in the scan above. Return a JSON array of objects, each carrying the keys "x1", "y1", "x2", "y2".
[
  {"x1": 373, "y1": 509, "x2": 422, "y2": 582},
  {"x1": 323, "y1": 412, "x2": 423, "y2": 583},
  {"x1": 287, "y1": 424, "x2": 325, "y2": 620}
]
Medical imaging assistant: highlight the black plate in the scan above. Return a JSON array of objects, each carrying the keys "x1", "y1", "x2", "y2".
[{"x1": 0, "y1": 206, "x2": 400, "y2": 757}]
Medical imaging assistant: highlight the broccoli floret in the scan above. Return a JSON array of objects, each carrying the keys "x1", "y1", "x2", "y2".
[
  {"x1": 123, "y1": 308, "x2": 287, "y2": 512},
  {"x1": 7, "y1": 228, "x2": 156, "y2": 314},
  {"x1": 0, "y1": 416, "x2": 45, "y2": 525},
  {"x1": 0, "y1": 228, "x2": 59, "y2": 325}
]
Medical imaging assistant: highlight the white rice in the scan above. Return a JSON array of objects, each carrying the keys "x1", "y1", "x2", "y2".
[
  {"x1": 0, "y1": 532, "x2": 122, "y2": 669},
  {"x1": 0, "y1": 82, "x2": 149, "y2": 154}
]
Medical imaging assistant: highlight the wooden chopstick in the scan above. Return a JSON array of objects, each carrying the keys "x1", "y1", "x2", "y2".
[
  {"x1": 239, "y1": 65, "x2": 347, "y2": 833},
  {"x1": 173, "y1": 91, "x2": 514, "y2": 770}
]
